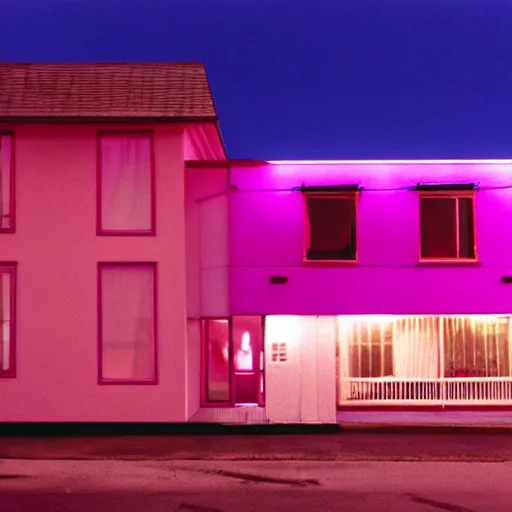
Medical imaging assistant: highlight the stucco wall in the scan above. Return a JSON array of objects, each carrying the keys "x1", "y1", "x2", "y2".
[
  {"x1": 184, "y1": 167, "x2": 229, "y2": 418},
  {"x1": 0, "y1": 123, "x2": 188, "y2": 422},
  {"x1": 230, "y1": 162, "x2": 512, "y2": 315}
]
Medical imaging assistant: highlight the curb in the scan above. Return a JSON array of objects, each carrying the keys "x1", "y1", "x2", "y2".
[
  {"x1": 0, "y1": 422, "x2": 341, "y2": 438},
  {"x1": 339, "y1": 423, "x2": 512, "y2": 434}
]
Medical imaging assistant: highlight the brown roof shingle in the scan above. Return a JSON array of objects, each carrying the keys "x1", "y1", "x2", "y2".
[{"x1": 0, "y1": 62, "x2": 217, "y2": 120}]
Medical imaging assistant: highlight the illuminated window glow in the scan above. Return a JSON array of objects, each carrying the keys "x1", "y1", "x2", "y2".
[{"x1": 304, "y1": 193, "x2": 357, "y2": 261}]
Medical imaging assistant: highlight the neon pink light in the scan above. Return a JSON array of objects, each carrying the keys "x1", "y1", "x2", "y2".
[{"x1": 267, "y1": 159, "x2": 512, "y2": 165}]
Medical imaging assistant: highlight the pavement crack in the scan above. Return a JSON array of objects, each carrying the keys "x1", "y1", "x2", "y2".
[
  {"x1": 406, "y1": 493, "x2": 475, "y2": 512},
  {"x1": 177, "y1": 503, "x2": 225, "y2": 512},
  {"x1": 210, "y1": 469, "x2": 321, "y2": 487}
]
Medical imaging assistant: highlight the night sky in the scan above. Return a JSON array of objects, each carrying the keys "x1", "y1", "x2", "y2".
[{"x1": 3, "y1": 0, "x2": 512, "y2": 160}]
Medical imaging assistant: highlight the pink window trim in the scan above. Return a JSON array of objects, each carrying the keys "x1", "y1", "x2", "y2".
[
  {"x1": 96, "y1": 130, "x2": 156, "y2": 236},
  {"x1": 418, "y1": 190, "x2": 478, "y2": 262},
  {"x1": 0, "y1": 263, "x2": 17, "y2": 379},
  {"x1": 302, "y1": 191, "x2": 359, "y2": 263},
  {"x1": 97, "y1": 262, "x2": 158, "y2": 385},
  {"x1": 200, "y1": 317, "x2": 234, "y2": 407},
  {"x1": 0, "y1": 133, "x2": 16, "y2": 234}
]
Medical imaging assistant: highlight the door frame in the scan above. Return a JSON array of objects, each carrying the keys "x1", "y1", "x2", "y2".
[{"x1": 200, "y1": 316, "x2": 265, "y2": 408}]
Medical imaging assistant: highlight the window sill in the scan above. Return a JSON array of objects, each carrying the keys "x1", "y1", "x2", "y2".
[
  {"x1": 96, "y1": 230, "x2": 156, "y2": 237},
  {"x1": 98, "y1": 379, "x2": 158, "y2": 385},
  {"x1": 200, "y1": 403, "x2": 264, "y2": 408},
  {"x1": 417, "y1": 259, "x2": 481, "y2": 267},
  {"x1": 303, "y1": 259, "x2": 358, "y2": 267}
]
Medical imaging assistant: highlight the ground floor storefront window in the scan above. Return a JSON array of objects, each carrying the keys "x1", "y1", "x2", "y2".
[{"x1": 337, "y1": 315, "x2": 512, "y2": 405}]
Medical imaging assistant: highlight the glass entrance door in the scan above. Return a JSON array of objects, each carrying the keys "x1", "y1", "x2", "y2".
[{"x1": 202, "y1": 316, "x2": 264, "y2": 406}]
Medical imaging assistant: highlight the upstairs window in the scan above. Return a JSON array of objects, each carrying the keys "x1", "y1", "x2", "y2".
[
  {"x1": 0, "y1": 134, "x2": 14, "y2": 232},
  {"x1": 420, "y1": 193, "x2": 476, "y2": 260},
  {"x1": 304, "y1": 193, "x2": 357, "y2": 261},
  {"x1": 98, "y1": 262, "x2": 157, "y2": 384},
  {"x1": 0, "y1": 264, "x2": 16, "y2": 378},
  {"x1": 97, "y1": 131, "x2": 155, "y2": 235}
]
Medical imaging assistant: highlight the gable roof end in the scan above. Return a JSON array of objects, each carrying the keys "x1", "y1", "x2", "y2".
[{"x1": 0, "y1": 62, "x2": 217, "y2": 120}]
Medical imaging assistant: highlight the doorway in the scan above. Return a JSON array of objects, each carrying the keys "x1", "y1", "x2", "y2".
[{"x1": 201, "y1": 316, "x2": 264, "y2": 406}]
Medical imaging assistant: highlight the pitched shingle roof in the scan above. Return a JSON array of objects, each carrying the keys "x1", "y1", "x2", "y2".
[{"x1": 0, "y1": 62, "x2": 217, "y2": 120}]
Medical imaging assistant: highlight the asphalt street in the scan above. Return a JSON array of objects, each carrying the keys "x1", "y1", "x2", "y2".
[{"x1": 0, "y1": 459, "x2": 510, "y2": 512}]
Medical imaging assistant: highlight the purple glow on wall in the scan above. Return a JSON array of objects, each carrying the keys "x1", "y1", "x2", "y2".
[{"x1": 226, "y1": 161, "x2": 512, "y2": 317}]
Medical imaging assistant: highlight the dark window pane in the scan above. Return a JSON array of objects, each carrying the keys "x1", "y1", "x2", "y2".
[
  {"x1": 306, "y1": 195, "x2": 356, "y2": 260},
  {"x1": 420, "y1": 198, "x2": 457, "y2": 258},
  {"x1": 458, "y1": 198, "x2": 475, "y2": 259},
  {"x1": 205, "y1": 319, "x2": 230, "y2": 402}
]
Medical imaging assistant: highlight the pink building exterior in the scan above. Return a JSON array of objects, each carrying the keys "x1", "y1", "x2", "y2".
[{"x1": 1, "y1": 62, "x2": 512, "y2": 424}]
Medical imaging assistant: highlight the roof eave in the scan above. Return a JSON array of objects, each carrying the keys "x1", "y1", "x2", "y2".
[{"x1": 0, "y1": 115, "x2": 218, "y2": 124}]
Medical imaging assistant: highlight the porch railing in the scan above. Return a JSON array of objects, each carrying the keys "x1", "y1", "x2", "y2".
[{"x1": 338, "y1": 377, "x2": 512, "y2": 405}]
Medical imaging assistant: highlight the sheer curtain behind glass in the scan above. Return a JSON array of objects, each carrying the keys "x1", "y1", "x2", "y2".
[
  {"x1": 0, "y1": 272, "x2": 10, "y2": 372},
  {"x1": 444, "y1": 316, "x2": 510, "y2": 377},
  {"x1": 393, "y1": 316, "x2": 440, "y2": 379},
  {"x1": 100, "y1": 134, "x2": 152, "y2": 232},
  {"x1": 100, "y1": 265, "x2": 155, "y2": 381}
]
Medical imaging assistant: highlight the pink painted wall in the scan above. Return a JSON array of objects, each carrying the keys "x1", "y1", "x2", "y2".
[
  {"x1": 229, "y1": 162, "x2": 512, "y2": 315},
  {"x1": 0, "y1": 123, "x2": 189, "y2": 422},
  {"x1": 185, "y1": 166, "x2": 230, "y2": 417}
]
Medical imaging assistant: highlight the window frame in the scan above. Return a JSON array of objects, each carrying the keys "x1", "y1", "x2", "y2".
[
  {"x1": 200, "y1": 316, "x2": 265, "y2": 407},
  {"x1": 0, "y1": 133, "x2": 16, "y2": 234},
  {"x1": 96, "y1": 130, "x2": 156, "y2": 236},
  {"x1": 201, "y1": 317, "x2": 234, "y2": 407},
  {"x1": 302, "y1": 191, "x2": 359, "y2": 264},
  {"x1": 418, "y1": 190, "x2": 478, "y2": 263},
  {"x1": 0, "y1": 262, "x2": 17, "y2": 379},
  {"x1": 97, "y1": 262, "x2": 158, "y2": 385}
]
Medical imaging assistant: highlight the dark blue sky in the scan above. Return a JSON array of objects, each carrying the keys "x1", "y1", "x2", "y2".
[{"x1": 3, "y1": 0, "x2": 512, "y2": 160}]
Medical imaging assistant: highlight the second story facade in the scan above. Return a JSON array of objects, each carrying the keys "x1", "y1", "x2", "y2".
[{"x1": 188, "y1": 159, "x2": 512, "y2": 317}]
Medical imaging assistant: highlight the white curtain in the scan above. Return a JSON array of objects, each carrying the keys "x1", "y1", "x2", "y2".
[
  {"x1": 100, "y1": 265, "x2": 155, "y2": 381},
  {"x1": 393, "y1": 316, "x2": 440, "y2": 379},
  {"x1": 1, "y1": 272, "x2": 10, "y2": 371},
  {"x1": 100, "y1": 134, "x2": 152, "y2": 231}
]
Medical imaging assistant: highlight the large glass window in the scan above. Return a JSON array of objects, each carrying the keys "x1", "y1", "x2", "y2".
[
  {"x1": 98, "y1": 263, "x2": 157, "y2": 383},
  {"x1": 98, "y1": 132, "x2": 154, "y2": 235},
  {"x1": 444, "y1": 316, "x2": 510, "y2": 378},
  {"x1": 337, "y1": 314, "x2": 512, "y2": 404}
]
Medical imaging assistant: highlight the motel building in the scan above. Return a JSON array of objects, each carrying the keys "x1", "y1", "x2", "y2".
[{"x1": 1, "y1": 62, "x2": 512, "y2": 424}]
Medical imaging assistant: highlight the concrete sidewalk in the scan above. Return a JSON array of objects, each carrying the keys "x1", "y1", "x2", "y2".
[
  {"x1": 2, "y1": 429, "x2": 512, "y2": 462},
  {"x1": 338, "y1": 410, "x2": 512, "y2": 428}
]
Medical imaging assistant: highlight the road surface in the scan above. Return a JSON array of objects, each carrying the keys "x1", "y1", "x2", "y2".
[{"x1": 0, "y1": 459, "x2": 510, "y2": 511}]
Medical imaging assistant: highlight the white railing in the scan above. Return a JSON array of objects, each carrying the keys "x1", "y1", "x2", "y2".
[
  {"x1": 338, "y1": 377, "x2": 512, "y2": 405},
  {"x1": 444, "y1": 378, "x2": 512, "y2": 404}
]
